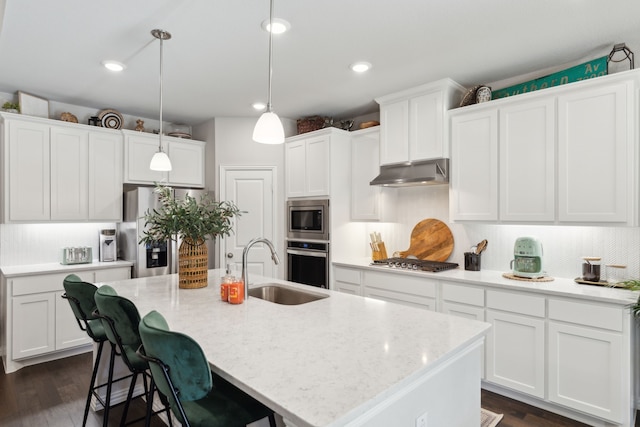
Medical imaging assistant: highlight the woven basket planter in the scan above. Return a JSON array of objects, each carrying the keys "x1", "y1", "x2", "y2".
[{"x1": 178, "y1": 238, "x2": 208, "y2": 289}]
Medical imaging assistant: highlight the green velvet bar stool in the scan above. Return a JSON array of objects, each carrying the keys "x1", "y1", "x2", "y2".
[
  {"x1": 62, "y1": 274, "x2": 122, "y2": 427},
  {"x1": 94, "y1": 285, "x2": 171, "y2": 427},
  {"x1": 137, "y1": 310, "x2": 277, "y2": 427}
]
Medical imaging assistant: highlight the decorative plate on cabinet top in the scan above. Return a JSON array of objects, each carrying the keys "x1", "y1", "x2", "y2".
[{"x1": 98, "y1": 108, "x2": 123, "y2": 129}]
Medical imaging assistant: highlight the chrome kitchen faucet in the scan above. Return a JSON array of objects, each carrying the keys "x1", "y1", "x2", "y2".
[{"x1": 242, "y1": 237, "x2": 280, "y2": 301}]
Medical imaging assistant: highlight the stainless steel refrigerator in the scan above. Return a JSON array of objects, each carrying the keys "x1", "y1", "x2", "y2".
[{"x1": 118, "y1": 186, "x2": 216, "y2": 278}]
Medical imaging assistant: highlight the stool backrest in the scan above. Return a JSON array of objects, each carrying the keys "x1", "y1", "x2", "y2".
[
  {"x1": 139, "y1": 310, "x2": 212, "y2": 404},
  {"x1": 94, "y1": 285, "x2": 143, "y2": 368},
  {"x1": 62, "y1": 274, "x2": 102, "y2": 341}
]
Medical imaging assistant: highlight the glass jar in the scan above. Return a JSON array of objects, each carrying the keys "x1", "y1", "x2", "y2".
[
  {"x1": 605, "y1": 264, "x2": 627, "y2": 286},
  {"x1": 228, "y1": 279, "x2": 245, "y2": 304},
  {"x1": 581, "y1": 257, "x2": 601, "y2": 282}
]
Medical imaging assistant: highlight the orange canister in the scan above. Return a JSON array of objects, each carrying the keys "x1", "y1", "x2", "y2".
[
  {"x1": 220, "y1": 265, "x2": 233, "y2": 301},
  {"x1": 228, "y1": 278, "x2": 245, "y2": 304}
]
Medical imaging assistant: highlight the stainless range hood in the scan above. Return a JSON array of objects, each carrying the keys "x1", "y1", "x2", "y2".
[{"x1": 369, "y1": 158, "x2": 449, "y2": 187}]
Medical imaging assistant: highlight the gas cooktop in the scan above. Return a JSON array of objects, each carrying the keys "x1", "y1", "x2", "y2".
[{"x1": 371, "y1": 257, "x2": 459, "y2": 272}]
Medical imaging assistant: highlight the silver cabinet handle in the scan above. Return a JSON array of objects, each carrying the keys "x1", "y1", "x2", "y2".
[{"x1": 227, "y1": 252, "x2": 234, "y2": 258}]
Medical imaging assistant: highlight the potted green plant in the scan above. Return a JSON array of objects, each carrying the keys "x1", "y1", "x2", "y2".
[
  {"x1": 140, "y1": 183, "x2": 240, "y2": 289},
  {"x1": 2, "y1": 101, "x2": 20, "y2": 113},
  {"x1": 621, "y1": 280, "x2": 640, "y2": 317}
]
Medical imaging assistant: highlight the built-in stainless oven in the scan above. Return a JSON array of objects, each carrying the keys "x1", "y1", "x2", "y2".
[
  {"x1": 287, "y1": 240, "x2": 329, "y2": 289},
  {"x1": 287, "y1": 199, "x2": 329, "y2": 241}
]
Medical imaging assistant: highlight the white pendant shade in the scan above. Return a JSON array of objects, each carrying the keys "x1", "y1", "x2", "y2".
[
  {"x1": 150, "y1": 150, "x2": 172, "y2": 171},
  {"x1": 253, "y1": 111, "x2": 285, "y2": 144}
]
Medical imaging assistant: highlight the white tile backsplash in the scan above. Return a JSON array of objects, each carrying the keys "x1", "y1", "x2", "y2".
[
  {"x1": 357, "y1": 185, "x2": 640, "y2": 281},
  {"x1": 0, "y1": 223, "x2": 116, "y2": 266}
]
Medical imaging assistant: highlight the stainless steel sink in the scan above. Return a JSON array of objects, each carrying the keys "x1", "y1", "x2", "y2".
[{"x1": 248, "y1": 284, "x2": 329, "y2": 305}]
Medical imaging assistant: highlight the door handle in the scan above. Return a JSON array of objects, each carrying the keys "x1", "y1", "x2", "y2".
[{"x1": 227, "y1": 253, "x2": 234, "y2": 258}]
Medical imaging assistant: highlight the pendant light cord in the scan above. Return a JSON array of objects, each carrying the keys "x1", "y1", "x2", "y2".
[
  {"x1": 266, "y1": 0, "x2": 274, "y2": 113},
  {"x1": 159, "y1": 35, "x2": 164, "y2": 150}
]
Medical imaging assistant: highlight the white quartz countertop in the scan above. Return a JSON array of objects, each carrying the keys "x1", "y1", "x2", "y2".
[
  {"x1": 0, "y1": 260, "x2": 133, "y2": 277},
  {"x1": 100, "y1": 269, "x2": 490, "y2": 427},
  {"x1": 333, "y1": 258, "x2": 639, "y2": 306}
]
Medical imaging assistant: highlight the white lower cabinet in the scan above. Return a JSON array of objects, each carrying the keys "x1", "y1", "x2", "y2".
[
  {"x1": 333, "y1": 266, "x2": 362, "y2": 296},
  {"x1": 547, "y1": 298, "x2": 627, "y2": 423},
  {"x1": 363, "y1": 270, "x2": 437, "y2": 311},
  {"x1": 12, "y1": 292, "x2": 56, "y2": 359},
  {"x1": 3, "y1": 266, "x2": 131, "y2": 372},
  {"x1": 332, "y1": 264, "x2": 635, "y2": 425},
  {"x1": 485, "y1": 290, "x2": 545, "y2": 399}
]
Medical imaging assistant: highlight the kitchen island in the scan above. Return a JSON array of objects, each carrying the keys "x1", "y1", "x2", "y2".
[{"x1": 101, "y1": 269, "x2": 490, "y2": 427}]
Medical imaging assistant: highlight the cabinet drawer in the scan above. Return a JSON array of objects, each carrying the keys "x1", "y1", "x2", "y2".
[
  {"x1": 549, "y1": 299, "x2": 623, "y2": 332},
  {"x1": 12, "y1": 271, "x2": 94, "y2": 296},
  {"x1": 442, "y1": 282, "x2": 484, "y2": 306},
  {"x1": 486, "y1": 289, "x2": 545, "y2": 317},
  {"x1": 364, "y1": 271, "x2": 437, "y2": 298},
  {"x1": 334, "y1": 267, "x2": 361, "y2": 285}
]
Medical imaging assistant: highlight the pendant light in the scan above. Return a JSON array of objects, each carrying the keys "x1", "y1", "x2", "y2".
[
  {"x1": 252, "y1": 0, "x2": 285, "y2": 144},
  {"x1": 149, "y1": 29, "x2": 173, "y2": 171}
]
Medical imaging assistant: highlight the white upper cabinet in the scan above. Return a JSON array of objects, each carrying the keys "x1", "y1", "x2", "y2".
[
  {"x1": 123, "y1": 130, "x2": 205, "y2": 188},
  {"x1": 1, "y1": 114, "x2": 123, "y2": 223},
  {"x1": 450, "y1": 109, "x2": 498, "y2": 221},
  {"x1": 50, "y1": 126, "x2": 89, "y2": 220},
  {"x1": 88, "y1": 131, "x2": 123, "y2": 221},
  {"x1": 557, "y1": 80, "x2": 632, "y2": 223},
  {"x1": 4, "y1": 118, "x2": 50, "y2": 221},
  {"x1": 376, "y1": 78, "x2": 465, "y2": 165},
  {"x1": 449, "y1": 70, "x2": 640, "y2": 226},
  {"x1": 499, "y1": 98, "x2": 555, "y2": 222},
  {"x1": 349, "y1": 127, "x2": 396, "y2": 222},
  {"x1": 285, "y1": 132, "x2": 331, "y2": 198}
]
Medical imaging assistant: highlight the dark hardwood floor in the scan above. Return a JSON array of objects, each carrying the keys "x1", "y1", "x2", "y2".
[{"x1": 0, "y1": 352, "x2": 635, "y2": 426}]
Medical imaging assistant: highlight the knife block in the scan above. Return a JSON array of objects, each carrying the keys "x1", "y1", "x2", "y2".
[{"x1": 372, "y1": 242, "x2": 388, "y2": 260}]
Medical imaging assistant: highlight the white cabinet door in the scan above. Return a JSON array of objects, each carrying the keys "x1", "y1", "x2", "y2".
[
  {"x1": 55, "y1": 290, "x2": 92, "y2": 350},
  {"x1": 304, "y1": 135, "x2": 330, "y2": 197},
  {"x1": 88, "y1": 131, "x2": 123, "y2": 221},
  {"x1": 409, "y1": 91, "x2": 443, "y2": 160},
  {"x1": 6, "y1": 120, "x2": 50, "y2": 221},
  {"x1": 167, "y1": 140, "x2": 205, "y2": 187},
  {"x1": 50, "y1": 126, "x2": 89, "y2": 220},
  {"x1": 499, "y1": 98, "x2": 555, "y2": 222},
  {"x1": 548, "y1": 322, "x2": 623, "y2": 422},
  {"x1": 450, "y1": 109, "x2": 498, "y2": 221},
  {"x1": 379, "y1": 100, "x2": 409, "y2": 165},
  {"x1": 557, "y1": 81, "x2": 631, "y2": 223},
  {"x1": 285, "y1": 134, "x2": 330, "y2": 198},
  {"x1": 485, "y1": 310, "x2": 545, "y2": 398},
  {"x1": 124, "y1": 133, "x2": 166, "y2": 184},
  {"x1": 285, "y1": 140, "x2": 306, "y2": 198},
  {"x1": 351, "y1": 129, "x2": 381, "y2": 220},
  {"x1": 12, "y1": 293, "x2": 56, "y2": 359}
]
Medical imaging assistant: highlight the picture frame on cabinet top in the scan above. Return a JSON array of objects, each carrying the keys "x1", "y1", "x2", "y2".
[{"x1": 18, "y1": 91, "x2": 49, "y2": 118}]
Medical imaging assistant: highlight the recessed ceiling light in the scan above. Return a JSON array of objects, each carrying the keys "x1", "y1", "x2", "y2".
[
  {"x1": 252, "y1": 102, "x2": 267, "y2": 111},
  {"x1": 261, "y1": 18, "x2": 291, "y2": 34},
  {"x1": 102, "y1": 60, "x2": 126, "y2": 72},
  {"x1": 350, "y1": 62, "x2": 372, "y2": 73}
]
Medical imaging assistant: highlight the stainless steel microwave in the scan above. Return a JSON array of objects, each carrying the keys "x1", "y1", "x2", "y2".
[{"x1": 287, "y1": 199, "x2": 329, "y2": 241}]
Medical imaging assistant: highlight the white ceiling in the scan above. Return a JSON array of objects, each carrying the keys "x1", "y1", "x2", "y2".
[{"x1": 1, "y1": 0, "x2": 639, "y2": 126}]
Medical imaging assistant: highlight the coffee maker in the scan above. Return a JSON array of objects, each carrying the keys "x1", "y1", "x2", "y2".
[
  {"x1": 511, "y1": 237, "x2": 545, "y2": 278},
  {"x1": 99, "y1": 229, "x2": 117, "y2": 262}
]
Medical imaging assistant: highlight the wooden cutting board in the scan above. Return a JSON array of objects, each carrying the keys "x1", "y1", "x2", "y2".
[{"x1": 398, "y1": 219, "x2": 454, "y2": 261}]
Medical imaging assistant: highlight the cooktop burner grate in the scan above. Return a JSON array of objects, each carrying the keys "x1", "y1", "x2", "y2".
[{"x1": 372, "y1": 257, "x2": 459, "y2": 272}]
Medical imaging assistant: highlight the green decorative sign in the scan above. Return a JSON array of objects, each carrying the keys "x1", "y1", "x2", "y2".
[{"x1": 492, "y1": 56, "x2": 608, "y2": 100}]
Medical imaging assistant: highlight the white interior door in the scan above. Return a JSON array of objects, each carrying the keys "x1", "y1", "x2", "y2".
[{"x1": 219, "y1": 167, "x2": 278, "y2": 280}]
